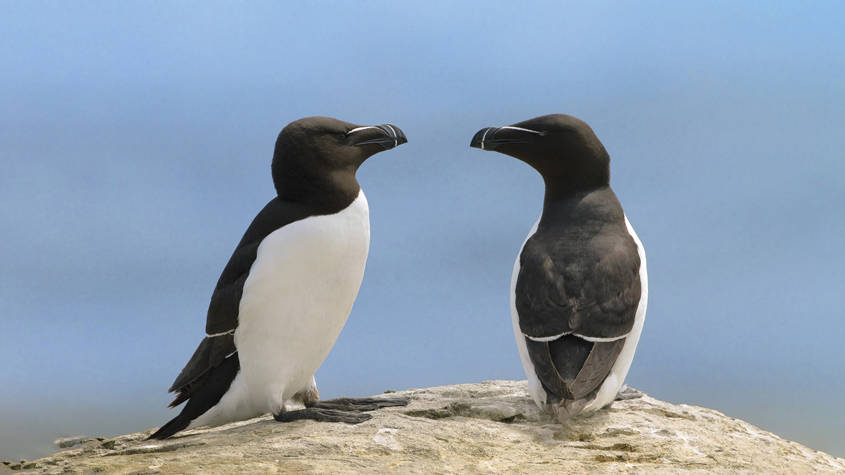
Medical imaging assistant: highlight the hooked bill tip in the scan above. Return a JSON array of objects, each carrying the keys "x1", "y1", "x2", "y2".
[{"x1": 470, "y1": 127, "x2": 496, "y2": 150}]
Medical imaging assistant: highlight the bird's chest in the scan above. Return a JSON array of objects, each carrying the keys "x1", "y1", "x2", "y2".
[{"x1": 237, "y1": 192, "x2": 371, "y2": 336}]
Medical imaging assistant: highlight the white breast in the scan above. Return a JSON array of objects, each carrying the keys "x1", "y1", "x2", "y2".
[
  {"x1": 511, "y1": 215, "x2": 648, "y2": 412},
  {"x1": 189, "y1": 191, "x2": 370, "y2": 428}
]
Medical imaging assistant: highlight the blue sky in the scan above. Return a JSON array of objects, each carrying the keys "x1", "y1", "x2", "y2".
[{"x1": 2, "y1": 1, "x2": 844, "y2": 460}]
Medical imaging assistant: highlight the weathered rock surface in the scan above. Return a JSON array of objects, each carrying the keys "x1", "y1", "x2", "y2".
[{"x1": 20, "y1": 380, "x2": 845, "y2": 474}]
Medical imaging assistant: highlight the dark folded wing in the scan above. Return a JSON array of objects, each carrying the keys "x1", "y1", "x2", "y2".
[
  {"x1": 204, "y1": 242, "x2": 260, "y2": 335},
  {"x1": 516, "y1": 230, "x2": 641, "y2": 339},
  {"x1": 167, "y1": 334, "x2": 236, "y2": 406},
  {"x1": 166, "y1": 197, "x2": 315, "y2": 403},
  {"x1": 515, "y1": 228, "x2": 641, "y2": 400}
]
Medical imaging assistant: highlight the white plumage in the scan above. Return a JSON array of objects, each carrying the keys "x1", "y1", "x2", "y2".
[{"x1": 188, "y1": 191, "x2": 370, "y2": 428}]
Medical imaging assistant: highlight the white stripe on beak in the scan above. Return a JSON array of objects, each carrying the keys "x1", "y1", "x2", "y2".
[
  {"x1": 346, "y1": 126, "x2": 380, "y2": 135},
  {"x1": 480, "y1": 127, "x2": 492, "y2": 150},
  {"x1": 500, "y1": 126, "x2": 543, "y2": 135},
  {"x1": 383, "y1": 124, "x2": 398, "y2": 148}
]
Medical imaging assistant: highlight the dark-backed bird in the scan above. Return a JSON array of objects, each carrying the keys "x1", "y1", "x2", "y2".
[
  {"x1": 470, "y1": 114, "x2": 647, "y2": 421},
  {"x1": 150, "y1": 117, "x2": 408, "y2": 439}
]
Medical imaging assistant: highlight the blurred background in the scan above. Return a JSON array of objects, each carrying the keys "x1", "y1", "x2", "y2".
[{"x1": 2, "y1": 0, "x2": 843, "y2": 460}]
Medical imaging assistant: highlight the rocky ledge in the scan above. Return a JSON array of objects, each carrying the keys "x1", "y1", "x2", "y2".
[{"x1": 14, "y1": 380, "x2": 845, "y2": 474}]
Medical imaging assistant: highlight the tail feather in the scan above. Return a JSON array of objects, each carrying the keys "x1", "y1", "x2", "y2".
[
  {"x1": 149, "y1": 352, "x2": 240, "y2": 440},
  {"x1": 168, "y1": 387, "x2": 195, "y2": 408},
  {"x1": 148, "y1": 414, "x2": 191, "y2": 440}
]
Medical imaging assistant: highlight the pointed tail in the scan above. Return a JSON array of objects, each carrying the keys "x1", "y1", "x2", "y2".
[{"x1": 148, "y1": 352, "x2": 240, "y2": 439}]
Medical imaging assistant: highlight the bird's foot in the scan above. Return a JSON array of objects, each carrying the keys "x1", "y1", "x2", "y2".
[
  {"x1": 615, "y1": 385, "x2": 645, "y2": 401},
  {"x1": 273, "y1": 408, "x2": 372, "y2": 424},
  {"x1": 274, "y1": 397, "x2": 409, "y2": 424},
  {"x1": 306, "y1": 397, "x2": 410, "y2": 412}
]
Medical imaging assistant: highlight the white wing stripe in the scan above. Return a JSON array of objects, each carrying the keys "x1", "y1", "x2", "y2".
[
  {"x1": 525, "y1": 331, "x2": 570, "y2": 342},
  {"x1": 206, "y1": 329, "x2": 235, "y2": 338},
  {"x1": 525, "y1": 331, "x2": 629, "y2": 343}
]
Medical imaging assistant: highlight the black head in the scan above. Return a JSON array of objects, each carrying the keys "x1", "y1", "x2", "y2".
[
  {"x1": 272, "y1": 116, "x2": 407, "y2": 206},
  {"x1": 470, "y1": 114, "x2": 610, "y2": 192}
]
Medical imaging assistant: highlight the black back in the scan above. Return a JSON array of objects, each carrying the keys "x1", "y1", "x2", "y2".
[
  {"x1": 516, "y1": 187, "x2": 641, "y2": 340},
  {"x1": 472, "y1": 114, "x2": 643, "y2": 403},
  {"x1": 517, "y1": 187, "x2": 641, "y2": 401}
]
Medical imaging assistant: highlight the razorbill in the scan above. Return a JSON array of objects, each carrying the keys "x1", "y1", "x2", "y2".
[
  {"x1": 470, "y1": 114, "x2": 647, "y2": 421},
  {"x1": 150, "y1": 117, "x2": 408, "y2": 439}
]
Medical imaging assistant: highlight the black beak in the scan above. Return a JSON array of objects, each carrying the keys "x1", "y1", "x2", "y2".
[
  {"x1": 350, "y1": 124, "x2": 408, "y2": 150},
  {"x1": 470, "y1": 126, "x2": 540, "y2": 151},
  {"x1": 470, "y1": 127, "x2": 499, "y2": 150}
]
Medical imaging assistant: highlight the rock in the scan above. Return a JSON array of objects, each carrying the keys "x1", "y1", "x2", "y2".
[
  {"x1": 28, "y1": 380, "x2": 845, "y2": 474},
  {"x1": 53, "y1": 436, "x2": 91, "y2": 449}
]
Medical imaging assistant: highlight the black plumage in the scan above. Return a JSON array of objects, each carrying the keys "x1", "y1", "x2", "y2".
[
  {"x1": 515, "y1": 188, "x2": 640, "y2": 341},
  {"x1": 471, "y1": 113, "x2": 645, "y2": 412}
]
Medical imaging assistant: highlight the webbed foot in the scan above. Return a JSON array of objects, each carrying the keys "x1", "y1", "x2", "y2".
[
  {"x1": 306, "y1": 397, "x2": 410, "y2": 411},
  {"x1": 273, "y1": 408, "x2": 372, "y2": 424}
]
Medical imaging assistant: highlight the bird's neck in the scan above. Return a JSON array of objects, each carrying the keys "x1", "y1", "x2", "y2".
[
  {"x1": 539, "y1": 185, "x2": 617, "y2": 227},
  {"x1": 275, "y1": 169, "x2": 361, "y2": 215}
]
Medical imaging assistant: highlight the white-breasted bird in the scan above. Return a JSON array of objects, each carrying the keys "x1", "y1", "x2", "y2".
[{"x1": 150, "y1": 117, "x2": 408, "y2": 439}]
